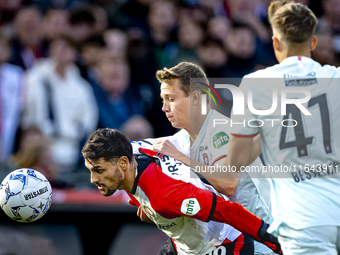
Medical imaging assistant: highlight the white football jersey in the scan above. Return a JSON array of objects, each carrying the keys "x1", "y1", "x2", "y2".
[{"x1": 232, "y1": 56, "x2": 340, "y2": 232}]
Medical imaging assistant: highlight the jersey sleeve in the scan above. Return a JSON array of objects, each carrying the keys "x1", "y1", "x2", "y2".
[
  {"x1": 138, "y1": 162, "x2": 216, "y2": 222},
  {"x1": 139, "y1": 161, "x2": 262, "y2": 235},
  {"x1": 126, "y1": 191, "x2": 141, "y2": 207},
  {"x1": 138, "y1": 161, "x2": 282, "y2": 254}
]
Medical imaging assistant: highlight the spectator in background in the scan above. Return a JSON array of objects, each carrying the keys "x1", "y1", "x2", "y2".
[
  {"x1": 104, "y1": 29, "x2": 128, "y2": 58},
  {"x1": 0, "y1": 31, "x2": 23, "y2": 166},
  {"x1": 319, "y1": 0, "x2": 340, "y2": 63},
  {"x1": 0, "y1": 0, "x2": 23, "y2": 37},
  {"x1": 79, "y1": 34, "x2": 107, "y2": 83},
  {"x1": 226, "y1": 0, "x2": 270, "y2": 43},
  {"x1": 166, "y1": 17, "x2": 203, "y2": 67},
  {"x1": 224, "y1": 23, "x2": 258, "y2": 77},
  {"x1": 91, "y1": 5, "x2": 108, "y2": 34},
  {"x1": 94, "y1": 56, "x2": 144, "y2": 131},
  {"x1": 199, "y1": 0, "x2": 226, "y2": 17},
  {"x1": 11, "y1": 127, "x2": 61, "y2": 187},
  {"x1": 206, "y1": 16, "x2": 230, "y2": 42},
  {"x1": 320, "y1": 0, "x2": 340, "y2": 34},
  {"x1": 148, "y1": 0, "x2": 178, "y2": 68},
  {"x1": 40, "y1": 8, "x2": 70, "y2": 58},
  {"x1": 29, "y1": 0, "x2": 86, "y2": 13},
  {"x1": 198, "y1": 37, "x2": 228, "y2": 77},
  {"x1": 41, "y1": 8, "x2": 70, "y2": 41},
  {"x1": 69, "y1": 8, "x2": 96, "y2": 43},
  {"x1": 106, "y1": 0, "x2": 152, "y2": 31},
  {"x1": 22, "y1": 35, "x2": 98, "y2": 177},
  {"x1": 121, "y1": 115, "x2": 154, "y2": 141},
  {"x1": 312, "y1": 27, "x2": 336, "y2": 66},
  {"x1": 178, "y1": 0, "x2": 210, "y2": 24},
  {"x1": 226, "y1": 0, "x2": 276, "y2": 66},
  {"x1": 126, "y1": 27, "x2": 176, "y2": 137},
  {"x1": 9, "y1": 6, "x2": 45, "y2": 70}
]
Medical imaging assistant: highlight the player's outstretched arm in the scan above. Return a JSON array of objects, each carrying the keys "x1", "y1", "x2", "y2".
[
  {"x1": 151, "y1": 140, "x2": 240, "y2": 196},
  {"x1": 152, "y1": 180, "x2": 282, "y2": 254},
  {"x1": 227, "y1": 135, "x2": 254, "y2": 172},
  {"x1": 211, "y1": 195, "x2": 281, "y2": 254},
  {"x1": 136, "y1": 150, "x2": 282, "y2": 254}
]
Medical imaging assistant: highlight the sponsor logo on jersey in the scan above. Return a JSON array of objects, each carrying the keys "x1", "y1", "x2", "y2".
[
  {"x1": 213, "y1": 132, "x2": 229, "y2": 149},
  {"x1": 158, "y1": 222, "x2": 177, "y2": 230},
  {"x1": 199, "y1": 146, "x2": 208, "y2": 151},
  {"x1": 180, "y1": 198, "x2": 200, "y2": 216}
]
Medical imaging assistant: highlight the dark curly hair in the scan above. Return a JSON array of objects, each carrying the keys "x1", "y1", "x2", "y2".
[{"x1": 82, "y1": 128, "x2": 133, "y2": 163}]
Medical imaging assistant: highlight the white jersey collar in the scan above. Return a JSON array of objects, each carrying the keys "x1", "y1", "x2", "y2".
[{"x1": 280, "y1": 56, "x2": 315, "y2": 66}]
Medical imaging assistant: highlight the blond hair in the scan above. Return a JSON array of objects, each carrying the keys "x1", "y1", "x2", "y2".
[
  {"x1": 156, "y1": 62, "x2": 209, "y2": 96},
  {"x1": 268, "y1": 0, "x2": 318, "y2": 43}
]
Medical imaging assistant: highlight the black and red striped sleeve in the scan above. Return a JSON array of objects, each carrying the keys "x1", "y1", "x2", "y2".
[
  {"x1": 138, "y1": 162, "x2": 216, "y2": 222},
  {"x1": 138, "y1": 162, "x2": 273, "y2": 244}
]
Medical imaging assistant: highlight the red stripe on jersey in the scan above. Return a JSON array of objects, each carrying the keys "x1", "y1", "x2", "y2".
[
  {"x1": 212, "y1": 155, "x2": 227, "y2": 165},
  {"x1": 139, "y1": 147, "x2": 164, "y2": 159},
  {"x1": 171, "y1": 238, "x2": 178, "y2": 253},
  {"x1": 233, "y1": 234, "x2": 244, "y2": 255},
  {"x1": 137, "y1": 162, "x2": 215, "y2": 222},
  {"x1": 136, "y1": 160, "x2": 267, "y2": 247},
  {"x1": 126, "y1": 192, "x2": 140, "y2": 207},
  {"x1": 231, "y1": 133, "x2": 258, "y2": 138},
  {"x1": 264, "y1": 241, "x2": 278, "y2": 252}
]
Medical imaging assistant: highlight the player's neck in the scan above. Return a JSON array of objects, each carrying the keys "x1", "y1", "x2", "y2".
[
  {"x1": 278, "y1": 45, "x2": 312, "y2": 63},
  {"x1": 186, "y1": 108, "x2": 210, "y2": 146},
  {"x1": 121, "y1": 159, "x2": 137, "y2": 193}
]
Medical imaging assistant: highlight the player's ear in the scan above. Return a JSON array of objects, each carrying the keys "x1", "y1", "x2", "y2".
[
  {"x1": 310, "y1": 35, "x2": 317, "y2": 51},
  {"x1": 192, "y1": 90, "x2": 200, "y2": 106},
  {"x1": 117, "y1": 156, "x2": 129, "y2": 171}
]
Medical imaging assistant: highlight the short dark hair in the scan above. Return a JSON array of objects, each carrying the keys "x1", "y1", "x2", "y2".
[
  {"x1": 70, "y1": 8, "x2": 95, "y2": 26},
  {"x1": 82, "y1": 34, "x2": 106, "y2": 49},
  {"x1": 50, "y1": 34, "x2": 78, "y2": 51},
  {"x1": 82, "y1": 128, "x2": 133, "y2": 163}
]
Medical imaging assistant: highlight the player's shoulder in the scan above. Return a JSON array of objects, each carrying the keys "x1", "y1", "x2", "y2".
[
  {"x1": 243, "y1": 63, "x2": 282, "y2": 79},
  {"x1": 319, "y1": 64, "x2": 340, "y2": 77}
]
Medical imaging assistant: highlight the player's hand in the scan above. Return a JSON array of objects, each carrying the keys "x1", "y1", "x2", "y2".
[
  {"x1": 151, "y1": 140, "x2": 182, "y2": 160},
  {"x1": 257, "y1": 221, "x2": 283, "y2": 254},
  {"x1": 137, "y1": 206, "x2": 154, "y2": 224}
]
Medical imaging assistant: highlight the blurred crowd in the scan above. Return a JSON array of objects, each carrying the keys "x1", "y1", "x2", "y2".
[{"x1": 0, "y1": 0, "x2": 339, "y2": 188}]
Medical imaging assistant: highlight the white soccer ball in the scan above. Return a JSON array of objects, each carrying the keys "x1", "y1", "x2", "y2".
[{"x1": 0, "y1": 168, "x2": 52, "y2": 223}]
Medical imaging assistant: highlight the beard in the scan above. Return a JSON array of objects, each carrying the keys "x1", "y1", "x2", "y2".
[{"x1": 102, "y1": 168, "x2": 124, "y2": 197}]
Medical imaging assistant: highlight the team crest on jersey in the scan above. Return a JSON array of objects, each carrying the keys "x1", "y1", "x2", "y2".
[
  {"x1": 180, "y1": 198, "x2": 200, "y2": 216},
  {"x1": 203, "y1": 153, "x2": 209, "y2": 165},
  {"x1": 212, "y1": 132, "x2": 229, "y2": 149}
]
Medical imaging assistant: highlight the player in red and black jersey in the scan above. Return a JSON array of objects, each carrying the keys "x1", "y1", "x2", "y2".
[{"x1": 82, "y1": 128, "x2": 282, "y2": 255}]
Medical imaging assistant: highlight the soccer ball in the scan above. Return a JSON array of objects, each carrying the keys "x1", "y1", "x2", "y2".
[{"x1": 0, "y1": 168, "x2": 52, "y2": 223}]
